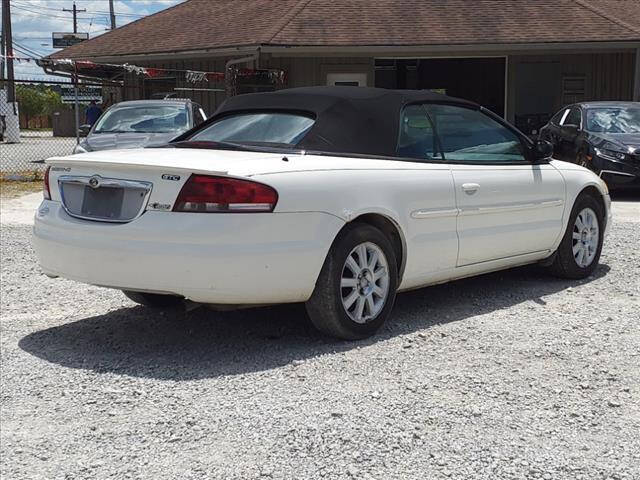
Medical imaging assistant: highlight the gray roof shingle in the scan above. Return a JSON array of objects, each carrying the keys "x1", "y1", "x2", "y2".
[{"x1": 49, "y1": 0, "x2": 640, "y2": 60}]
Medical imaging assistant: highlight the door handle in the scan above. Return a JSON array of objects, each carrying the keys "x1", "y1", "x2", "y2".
[{"x1": 461, "y1": 183, "x2": 480, "y2": 193}]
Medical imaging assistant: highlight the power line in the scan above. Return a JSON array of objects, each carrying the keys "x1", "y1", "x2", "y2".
[
  {"x1": 13, "y1": 40, "x2": 47, "y2": 56},
  {"x1": 13, "y1": 45, "x2": 41, "y2": 59},
  {"x1": 12, "y1": 0, "x2": 160, "y2": 17},
  {"x1": 13, "y1": 42, "x2": 39, "y2": 54},
  {"x1": 11, "y1": 0, "x2": 59, "y2": 10},
  {"x1": 12, "y1": 0, "x2": 132, "y2": 16},
  {"x1": 10, "y1": 4, "x2": 95, "y2": 20}
]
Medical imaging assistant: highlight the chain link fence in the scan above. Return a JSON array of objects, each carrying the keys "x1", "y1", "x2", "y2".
[
  {"x1": 1, "y1": 130, "x2": 77, "y2": 180},
  {"x1": 1, "y1": 78, "x2": 115, "y2": 180}
]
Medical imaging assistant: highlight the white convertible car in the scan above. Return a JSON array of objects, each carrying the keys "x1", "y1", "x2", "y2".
[{"x1": 33, "y1": 87, "x2": 611, "y2": 339}]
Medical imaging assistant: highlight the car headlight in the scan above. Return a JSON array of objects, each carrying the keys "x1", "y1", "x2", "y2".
[
  {"x1": 72, "y1": 143, "x2": 88, "y2": 154},
  {"x1": 594, "y1": 147, "x2": 626, "y2": 162}
]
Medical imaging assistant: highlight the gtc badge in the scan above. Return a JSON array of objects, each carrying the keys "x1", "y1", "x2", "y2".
[
  {"x1": 89, "y1": 176, "x2": 101, "y2": 188},
  {"x1": 162, "y1": 174, "x2": 181, "y2": 181}
]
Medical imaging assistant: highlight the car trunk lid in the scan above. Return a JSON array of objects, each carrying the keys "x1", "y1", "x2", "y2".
[{"x1": 45, "y1": 148, "x2": 288, "y2": 222}]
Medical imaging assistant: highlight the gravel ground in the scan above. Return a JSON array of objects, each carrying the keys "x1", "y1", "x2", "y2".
[{"x1": 1, "y1": 196, "x2": 639, "y2": 480}]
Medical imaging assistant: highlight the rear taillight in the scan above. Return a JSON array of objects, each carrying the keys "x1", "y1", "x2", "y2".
[
  {"x1": 172, "y1": 175, "x2": 278, "y2": 213},
  {"x1": 43, "y1": 166, "x2": 51, "y2": 200}
]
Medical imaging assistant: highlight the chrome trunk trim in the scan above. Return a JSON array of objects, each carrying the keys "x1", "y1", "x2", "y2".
[{"x1": 58, "y1": 175, "x2": 153, "y2": 223}]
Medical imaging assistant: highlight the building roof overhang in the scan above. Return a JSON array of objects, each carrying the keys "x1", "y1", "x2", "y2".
[{"x1": 49, "y1": 40, "x2": 640, "y2": 65}]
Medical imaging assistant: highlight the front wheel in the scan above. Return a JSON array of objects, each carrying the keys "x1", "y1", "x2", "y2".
[
  {"x1": 306, "y1": 224, "x2": 398, "y2": 340},
  {"x1": 547, "y1": 193, "x2": 604, "y2": 279},
  {"x1": 122, "y1": 290, "x2": 184, "y2": 308}
]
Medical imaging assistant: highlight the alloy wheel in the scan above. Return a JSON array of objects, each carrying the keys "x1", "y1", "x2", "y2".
[
  {"x1": 572, "y1": 207, "x2": 599, "y2": 268},
  {"x1": 340, "y1": 242, "x2": 390, "y2": 324}
]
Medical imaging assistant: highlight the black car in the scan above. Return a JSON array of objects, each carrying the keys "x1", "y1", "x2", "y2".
[{"x1": 539, "y1": 101, "x2": 640, "y2": 190}]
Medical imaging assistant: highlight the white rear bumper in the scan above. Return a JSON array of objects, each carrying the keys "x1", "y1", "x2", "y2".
[{"x1": 32, "y1": 200, "x2": 344, "y2": 304}]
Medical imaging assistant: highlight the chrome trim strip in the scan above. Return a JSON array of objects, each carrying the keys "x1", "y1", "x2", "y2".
[
  {"x1": 410, "y1": 208, "x2": 460, "y2": 219},
  {"x1": 57, "y1": 175, "x2": 153, "y2": 223},
  {"x1": 59, "y1": 175, "x2": 153, "y2": 190},
  {"x1": 460, "y1": 199, "x2": 564, "y2": 216},
  {"x1": 599, "y1": 170, "x2": 636, "y2": 178}
]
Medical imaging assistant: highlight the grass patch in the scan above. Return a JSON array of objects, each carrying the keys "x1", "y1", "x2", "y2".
[{"x1": 0, "y1": 179, "x2": 42, "y2": 199}]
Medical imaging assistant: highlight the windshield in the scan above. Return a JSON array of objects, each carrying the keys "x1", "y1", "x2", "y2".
[
  {"x1": 190, "y1": 112, "x2": 314, "y2": 146},
  {"x1": 586, "y1": 107, "x2": 640, "y2": 134},
  {"x1": 94, "y1": 105, "x2": 188, "y2": 134}
]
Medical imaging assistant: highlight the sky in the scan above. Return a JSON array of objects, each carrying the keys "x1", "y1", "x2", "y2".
[{"x1": 5, "y1": 0, "x2": 184, "y2": 79}]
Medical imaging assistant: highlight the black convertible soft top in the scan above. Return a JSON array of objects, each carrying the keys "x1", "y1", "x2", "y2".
[{"x1": 206, "y1": 86, "x2": 479, "y2": 157}]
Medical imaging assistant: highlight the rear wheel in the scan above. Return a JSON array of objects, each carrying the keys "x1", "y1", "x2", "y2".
[
  {"x1": 306, "y1": 224, "x2": 398, "y2": 340},
  {"x1": 547, "y1": 193, "x2": 604, "y2": 279},
  {"x1": 122, "y1": 290, "x2": 184, "y2": 308}
]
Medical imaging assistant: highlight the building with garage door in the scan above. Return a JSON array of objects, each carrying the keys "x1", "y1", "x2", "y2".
[{"x1": 47, "y1": 0, "x2": 640, "y2": 136}]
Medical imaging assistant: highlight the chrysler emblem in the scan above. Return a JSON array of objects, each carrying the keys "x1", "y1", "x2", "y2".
[{"x1": 88, "y1": 176, "x2": 100, "y2": 188}]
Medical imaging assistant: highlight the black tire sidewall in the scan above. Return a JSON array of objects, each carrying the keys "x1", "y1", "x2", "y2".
[
  {"x1": 555, "y1": 193, "x2": 605, "y2": 278},
  {"x1": 122, "y1": 290, "x2": 183, "y2": 308},
  {"x1": 307, "y1": 224, "x2": 398, "y2": 339}
]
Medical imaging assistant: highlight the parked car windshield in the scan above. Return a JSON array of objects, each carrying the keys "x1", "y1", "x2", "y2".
[
  {"x1": 585, "y1": 107, "x2": 640, "y2": 134},
  {"x1": 190, "y1": 112, "x2": 315, "y2": 146},
  {"x1": 94, "y1": 105, "x2": 189, "y2": 134}
]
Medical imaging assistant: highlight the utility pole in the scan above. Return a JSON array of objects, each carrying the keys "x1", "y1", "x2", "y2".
[
  {"x1": 61, "y1": 2, "x2": 85, "y2": 143},
  {"x1": 2, "y1": 0, "x2": 15, "y2": 102},
  {"x1": 62, "y1": 2, "x2": 86, "y2": 34},
  {"x1": 1, "y1": 0, "x2": 19, "y2": 142},
  {"x1": 1, "y1": 0, "x2": 5, "y2": 82},
  {"x1": 109, "y1": 0, "x2": 117, "y2": 30}
]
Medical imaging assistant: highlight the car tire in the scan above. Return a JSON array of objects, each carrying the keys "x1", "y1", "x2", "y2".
[
  {"x1": 122, "y1": 290, "x2": 184, "y2": 308},
  {"x1": 547, "y1": 192, "x2": 605, "y2": 279},
  {"x1": 305, "y1": 223, "x2": 398, "y2": 340}
]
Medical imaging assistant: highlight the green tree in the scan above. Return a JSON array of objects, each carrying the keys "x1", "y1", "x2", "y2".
[
  {"x1": 16, "y1": 85, "x2": 65, "y2": 128},
  {"x1": 41, "y1": 88, "x2": 64, "y2": 116},
  {"x1": 16, "y1": 85, "x2": 44, "y2": 127}
]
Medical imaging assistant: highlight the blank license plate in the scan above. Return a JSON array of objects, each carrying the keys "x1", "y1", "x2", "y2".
[{"x1": 81, "y1": 186, "x2": 124, "y2": 219}]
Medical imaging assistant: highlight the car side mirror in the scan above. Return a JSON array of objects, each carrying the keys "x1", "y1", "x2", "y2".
[
  {"x1": 79, "y1": 124, "x2": 91, "y2": 137},
  {"x1": 562, "y1": 124, "x2": 579, "y2": 134},
  {"x1": 534, "y1": 140, "x2": 553, "y2": 160}
]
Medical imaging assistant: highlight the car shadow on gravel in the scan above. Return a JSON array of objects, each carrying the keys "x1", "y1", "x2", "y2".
[{"x1": 19, "y1": 263, "x2": 610, "y2": 380}]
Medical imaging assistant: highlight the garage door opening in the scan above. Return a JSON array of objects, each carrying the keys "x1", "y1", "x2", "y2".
[{"x1": 375, "y1": 58, "x2": 506, "y2": 117}]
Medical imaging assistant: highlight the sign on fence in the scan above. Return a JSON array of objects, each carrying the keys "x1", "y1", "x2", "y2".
[
  {"x1": 60, "y1": 85, "x2": 102, "y2": 104},
  {"x1": 52, "y1": 32, "x2": 89, "y2": 48}
]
